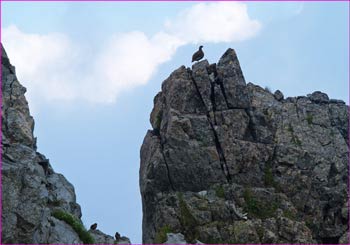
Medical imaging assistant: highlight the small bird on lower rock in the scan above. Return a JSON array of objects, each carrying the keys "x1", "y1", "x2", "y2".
[
  {"x1": 90, "y1": 223, "x2": 97, "y2": 230},
  {"x1": 192, "y1": 45, "x2": 204, "y2": 62}
]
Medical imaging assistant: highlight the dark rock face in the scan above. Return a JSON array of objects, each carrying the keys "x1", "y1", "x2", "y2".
[
  {"x1": 140, "y1": 48, "x2": 349, "y2": 244},
  {"x1": 1, "y1": 44, "x2": 129, "y2": 244}
]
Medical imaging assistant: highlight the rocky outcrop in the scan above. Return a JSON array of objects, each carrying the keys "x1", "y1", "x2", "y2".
[
  {"x1": 140, "y1": 48, "x2": 349, "y2": 244},
  {"x1": 88, "y1": 229, "x2": 131, "y2": 244},
  {"x1": 1, "y1": 45, "x2": 130, "y2": 244}
]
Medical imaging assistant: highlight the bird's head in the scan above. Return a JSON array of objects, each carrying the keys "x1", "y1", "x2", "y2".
[{"x1": 199, "y1": 45, "x2": 203, "y2": 50}]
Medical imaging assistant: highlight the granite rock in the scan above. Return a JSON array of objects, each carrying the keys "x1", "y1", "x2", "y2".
[
  {"x1": 1, "y1": 44, "x2": 130, "y2": 244},
  {"x1": 140, "y1": 48, "x2": 349, "y2": 244}
]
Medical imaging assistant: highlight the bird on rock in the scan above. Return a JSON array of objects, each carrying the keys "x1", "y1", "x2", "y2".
[
  {"x1": 115, "y1": 232, "x2": 121, "y2": 240},
  {"x1": 90, "y1": 223, "x2": 97, "y2": 230},
  {"x1": 192, "y1": 45, "x2": 204, "y2": 62}
]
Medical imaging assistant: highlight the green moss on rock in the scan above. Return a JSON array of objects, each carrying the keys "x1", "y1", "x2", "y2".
[
  {"x1": 243, "y1": 188, "x2": 279, "y2": 219},
  {"x1": 264, "y1": 164, "x2": 281, "y2": 191},
  {"x1": 306, "y1": 114, "x2": 313, "y2": 125},
  {"x1": 177, "y1": 193, "x2": 199, "y2": 243},
  {"x1": 215, "y1": 185, "x2": 225, "y2": 198},
  {"x1": 154, "y1": 225, "x2": 172, "y2": 244},
  {"x1": 283, "y1": 209, "x2": 297, "y2": 220},
  {"x1": 52, "y1": 210, "x2": 95, "y2": 244},
  {"x1": 155, "y1": 113, "x2": 162, "y2": 130},
  {"x1": 264, "y1": 166, "x2": 274, "y2": 187}
]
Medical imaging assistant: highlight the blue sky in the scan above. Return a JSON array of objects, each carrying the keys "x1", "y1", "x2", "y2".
[{"x1": 2, "y1": 2, "x2": 349, "y2": 243}]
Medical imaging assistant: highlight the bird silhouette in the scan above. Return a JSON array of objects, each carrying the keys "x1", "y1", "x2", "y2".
[
  {"x1": 90, "y1": 223, "x2": 97, "y2": 230},
  {"x1": 115, "y1": 232, "x2": 121, "y2": 240},
  {"x1": 192, "y1": 45, "x2": 204, "y2": 62}
]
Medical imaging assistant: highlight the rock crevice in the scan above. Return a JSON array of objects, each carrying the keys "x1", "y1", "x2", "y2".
[
  {"x1": 140, "y1": 48, "x2": 349, "y2": 244},
  {"x1": 188, "y1": 68, "x2": 232, "y2": 183}
]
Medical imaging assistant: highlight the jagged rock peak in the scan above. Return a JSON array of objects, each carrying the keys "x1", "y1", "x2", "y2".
[
  {"x1": 1, "y1": 44, "x2": 130, "y2": 244},
  {"x1": 140, "y1": 48, "x2": 349, "y2": 244}
]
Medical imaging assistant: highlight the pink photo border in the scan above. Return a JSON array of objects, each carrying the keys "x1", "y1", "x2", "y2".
[{"x1": 0, "y1": 1, "x2": 348, "y2": 245}]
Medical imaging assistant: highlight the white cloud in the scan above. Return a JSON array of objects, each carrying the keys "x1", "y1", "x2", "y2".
[
  {"x1": 2, "y1": 2, "x2": 260, "y2": 107},
  {"x1": 3, "y1": 25, "x2": 78, "y2": 103},
  {"x1": 165, "y1": 2, "x2": 261, "y2": 43},
  {"x1": 82, "y1": 31, "x2": 184, "y2": 103}
]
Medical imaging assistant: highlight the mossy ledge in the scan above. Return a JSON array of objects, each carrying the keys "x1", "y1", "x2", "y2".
[{"x1": 52, "y1": 210, "x2": 95, "y2": 244}]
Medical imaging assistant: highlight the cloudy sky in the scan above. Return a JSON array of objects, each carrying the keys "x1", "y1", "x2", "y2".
[{"x1": 2, "y1": 1, "x2": 348, "y2": 243}]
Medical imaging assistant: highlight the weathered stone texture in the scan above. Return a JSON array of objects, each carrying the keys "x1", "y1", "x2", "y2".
[
  {"x1": 1, "y1": 44, "x2": 130, "y2": 244},
  {"x1": 140, "y1": 48, "x2": 349, "y2": 244}
]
